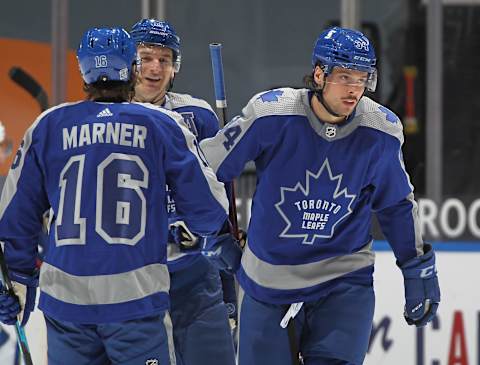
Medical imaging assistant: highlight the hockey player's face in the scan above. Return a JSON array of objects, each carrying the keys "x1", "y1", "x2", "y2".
[
  {"x1": 315, "y1": 67, "x2": 366, "y2": 118},
  {"x1": 135, "y1": 45, "x2": 175, "y2": 105}
]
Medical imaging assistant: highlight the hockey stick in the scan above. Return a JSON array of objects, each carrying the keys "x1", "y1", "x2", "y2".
[
  {"x1": 280, "y1": 302, "x2": 304, "y2": 365},
  {"x1": 0, "y1": 247, "x2": 34, "y2": 365},
  {"x1": 209, "y1": 43, "x2": 240, "y2": 239},
  {"x1": 9, "y1": 67, "x2": 49, "y2": 112}
]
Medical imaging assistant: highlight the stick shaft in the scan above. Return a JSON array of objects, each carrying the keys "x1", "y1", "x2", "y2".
[
  {"x1": 209, "y1": 43, "x2": 239, "y2": 238},
  {"x1": 209, "y1": 43, "x2": 227, "y2": 116}
]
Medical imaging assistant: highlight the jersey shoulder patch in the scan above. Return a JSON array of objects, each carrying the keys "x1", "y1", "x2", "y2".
[
  {"x1": 355, "y1": 97, "x2": 404, "y2": 144},
  {"x1": 246, "y1": 88, "x2": 308, "y2": 120},
  {"x1": 166, "y1": 92, "x2": 215, "y2": 114}
]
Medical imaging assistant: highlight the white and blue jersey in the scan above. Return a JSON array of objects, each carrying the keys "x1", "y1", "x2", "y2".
[
  {"x1": 162, "y1": 92, "x2": 221, "y2": 272},
  {"x1": 0, "y1": 101, "x2": 228, "y2": 323},
  {"x1": 200, "y1": 88, "x2": 424, "y2": 305}
]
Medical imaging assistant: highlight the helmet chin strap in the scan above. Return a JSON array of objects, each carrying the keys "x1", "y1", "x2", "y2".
[{"x1": 167, "y1": 75, "x2": 175, "y2": 92}]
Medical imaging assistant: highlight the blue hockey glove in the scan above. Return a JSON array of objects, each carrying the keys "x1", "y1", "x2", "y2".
[
  {"x1": 399, "y1": 244, "x2": 440, "y2": 327},
  {"x1": 0, "y1": 271, "x2": 38, "y2": 327},
  {"x1": 201, "y1": 233, "x2": 243, "y2": 273}
]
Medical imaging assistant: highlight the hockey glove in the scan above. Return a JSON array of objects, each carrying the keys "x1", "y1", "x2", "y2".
[
  {"x1": 237, "y1": 229, "x2": 247, "y2": 249},
  {"x1": 168, "y1": 221, "x2": 199, "y2": 252},
  {"x1": 201, "y1": 233, "x2": 243, "y2": 273},
  {"x1": 0, "y1": 271, "x2": 38, "y2": 326},
  {"x1": 399, "y1": 244, "x2": 440, "y2": 327}
]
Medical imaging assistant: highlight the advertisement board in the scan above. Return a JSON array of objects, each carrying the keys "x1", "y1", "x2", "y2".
[{"x1": 0, "y1": 242, "x2": 474, "y2": 365}]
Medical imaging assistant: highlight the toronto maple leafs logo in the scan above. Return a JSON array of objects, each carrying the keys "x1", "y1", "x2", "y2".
[{"x1": 275, "y1": 158, "x2": 356, "y2": 244}]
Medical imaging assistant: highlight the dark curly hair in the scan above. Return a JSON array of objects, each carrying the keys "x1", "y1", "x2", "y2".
[{"x1": 83, "y1": 69, "x2": 136, "y2": 102}]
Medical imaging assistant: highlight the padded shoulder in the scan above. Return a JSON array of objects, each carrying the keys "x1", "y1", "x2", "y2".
[
  {"x1": 243, "y1": 88, "x2": 308, "y2": 119},
  {"x1": 166, "y1": 92, "x2": 215, "y2": 113},
  {"x1": 356, "y1": 97, "x2": 404, "y2": 144}
]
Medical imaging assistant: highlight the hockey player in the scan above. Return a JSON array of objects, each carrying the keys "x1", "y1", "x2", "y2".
[
  {"x1": 0, "y1": 27, "x2": 230, "y2": 365},
  {"x1": 130, "y1": 18, "x2": 237, "y2": 365},
  {"x1": 200, "y1": 26, "x2": 441, "y2": 365}
]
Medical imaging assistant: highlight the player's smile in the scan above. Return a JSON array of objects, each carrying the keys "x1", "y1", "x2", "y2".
[
  {"x1": 143, "y1": 76, "x2": 163, "y2": 85},
  {"x1": 341, "y1": 98, "x2": 357, "y2": 106}
]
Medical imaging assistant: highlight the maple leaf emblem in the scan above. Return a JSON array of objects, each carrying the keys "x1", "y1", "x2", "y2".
[
  {"x1": 258, "y1": 89, "x2": 283, "y2": 102},
  {"x1": 378, "y1": 105, "x2": 399, "y2": 124},
  {"x1": 274, "y1": 158, "x2": 356, "y2": 244}
]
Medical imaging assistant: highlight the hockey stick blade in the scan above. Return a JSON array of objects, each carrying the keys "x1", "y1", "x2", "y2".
[{"x1": 9, "y1": 67, "x2": 49, "y2": 112}]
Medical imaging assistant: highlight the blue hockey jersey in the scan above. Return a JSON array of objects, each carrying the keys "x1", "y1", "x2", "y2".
[
  {"x1": 162, "y1": 92, "x2": 221, "y2": 272},
  {"x1": 200, "y1": 88, "x2": 425, "y2": 304},
  {"x1": 0, "y1": 101, "x2": 228, "y2": 323}
]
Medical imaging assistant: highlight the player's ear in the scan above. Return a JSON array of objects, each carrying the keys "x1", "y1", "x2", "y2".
[{"x1": 313, "y1": 65, "x2": 324, "y2": 86}]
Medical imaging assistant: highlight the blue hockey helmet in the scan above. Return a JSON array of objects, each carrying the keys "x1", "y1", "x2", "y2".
[
  {"x1": 312, "y1": 26, "x2": 377, "y2": 92},
  {"x1": 130, "y1": 19, "x2": 181, "y2": 72},
  {"x1": 77, "y1": 27, "x2": 137, "y2": 84}
]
